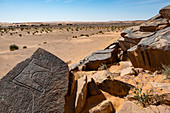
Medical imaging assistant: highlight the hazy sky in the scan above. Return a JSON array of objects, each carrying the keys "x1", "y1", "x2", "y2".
[{"x1": 0, "y1": 0, "x2": 169, "y2": 22}]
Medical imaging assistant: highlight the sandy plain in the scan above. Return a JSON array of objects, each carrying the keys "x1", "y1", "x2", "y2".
[{"x1": 0, "y1": 25, "x2": 122, "y2": 78}]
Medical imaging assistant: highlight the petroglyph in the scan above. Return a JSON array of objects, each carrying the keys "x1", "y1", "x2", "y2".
[
  {"x1": 13, "y1": 59, "x2": 51, "y2": 93},
  {"x1": 0, "y1": 48, "x2": 69, "y2": 113}
]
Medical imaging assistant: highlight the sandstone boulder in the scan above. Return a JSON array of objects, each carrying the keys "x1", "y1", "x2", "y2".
[
  {"x1": 75, "y1": 75, "x2": 88, "y2": 113},
  {"x1": 144, "y1": 105, "x2": 170, "y2": 113},
  {"x1": 87, "y1": 78, "x2": 101, "y2": 98},
  {"x1": 140, "y1": 14, "x2": 169, "y2": 32},
  {"x1": 148, "y1": 93, "x2": 170, "y2": 106},
  {"x1": 89, "y1": 71, "x2": 133, "y2": 97},
  {"x1": 119, "y1": 26, "x2": 155, "y2": 51},
  {"x1": 69, "y1": 62, "x2": 81, "y2": 72},
  {"x1": 89, "y1": 70, "x2": 114, "y2": 84},
  {"x1": 160, "y1": 5, "x2": 170, "y2": 20},
  {"x1": 120, "y1": 67, "x2": 137, "y2": 76},
  {"x1": 118, "y1": 101, "x2": 147, "y2": 113},
  {"x1": 89, "y1": 100, "x2": 115, "y2": 113},
  {"x1": 98, "y1": 79, "x2": 132, "y2": 97},
  {"x1": 128, "y1": 26, "x2": 170, "y2": 71},
  {"x1": 82, "y1": 49, "x2": 118, "y2": 71},
  {"x1": 0, "y1": 48, "x2": 69, "y2": 113}
]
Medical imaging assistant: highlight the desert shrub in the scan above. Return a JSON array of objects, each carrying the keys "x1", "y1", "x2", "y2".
[
  {"x1": 99, "y1": 63, "x2": 107, "y2": 70},
  {"x1": 76, "y1": 27, "x2": 79, "y2": 31},
  {"x1": 27, "y1": 31, "x2": 30, "y2": 34},
  {"x1": 99, "y1": 31, "x2": 103, "y2": 33},
  {"x1": 80, "y1": 34, "x2": 84, "y2": 36},
  {"x1": 80, "y1": 34, "x2": 89, "y2": 37},
  {"x1": 23, "y1": 46, "x2": 27, "y2": 49},
  {"x1": 21, "y1": 27, "x2": 24, "y2": 31},
  {"x1": 73, "y1": 36, "x2": 77, "y2": 38},
  {"x1": 130, "y1": 72, "x2": 157, "y2": 107},
  {"x1": 19, "y1": 34, "x2": 22, "y2": 37},
  {"x1": 10, "y1": 44, "x2": 19, "y2": 51},
  {"x1": 10, "y1": 33, "x2": 13, "y2": 35},
  {"x1": 66, "y1": 60, "x2": 72, "y2": 64},
  {"x1": 43, "y1": 42, "x2": 47, "y2": 44},
  {"x1": 161, "y1": 64, "x2": 170, "y2": 79}
]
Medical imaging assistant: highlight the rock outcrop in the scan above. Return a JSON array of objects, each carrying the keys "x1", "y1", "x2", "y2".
[
  {"x1": 0, "y1": 48, "x2": 69, "y2": 113},
  {"x1": 119, "y1": 101, "x2": 170, "y2": 113},
  {"x1": 87, "y1": 78, "x2": 101, "y2": 98},
  {"x1": 118, "y1": 5, "x2": 170, "y2": 71},
  {"x1": 119, "y1": 26, "x2": 155, "y2": 51},
  {"x1": 128, "y1": 26, "x2": 170, "y2": 71},
  {"x1": 160, "y1": 5, "x2": 170, "y2": 20},
  {"x1": 75, "y1": 75, "x2": 88, "y2": 113},
  {"x1": 89, "y1": 70, "x2": 133, "y2": 97},
  {"x1": 89, "y1": 100, "x2": 115, "y2": 113},
  {"x1": 140, "y1": 14, "x2": 169, "y2": 32}
]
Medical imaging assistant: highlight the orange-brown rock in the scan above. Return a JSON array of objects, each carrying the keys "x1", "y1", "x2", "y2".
[
  {"x1": 89, "y1": 100, "x2": 115, "y2": 113},
  {"x1": 160, "y1": 5, "x2": 170, "y2": 20},
  {"x1": 128, "y1": 26, "x2": 170, "y2": 71},
  {"x1": 75, "y1": 75, "x2": 88, "y2": 113}
]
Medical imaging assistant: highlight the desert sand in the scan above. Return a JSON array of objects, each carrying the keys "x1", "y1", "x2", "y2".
[{"x1": 0, "y1": 27, "x2": 121, "y2": 78}]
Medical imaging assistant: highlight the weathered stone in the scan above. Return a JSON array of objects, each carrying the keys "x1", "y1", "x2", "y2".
[
  {"x1": 0, "y1": 48, "x2": 69, "y2": 113},
  {"x1": 104, "y1": 41, "x2": 119, "y2": 52},
  {"x1": 150, "y1": 82, "x2": 170, "y2": 92},
  {"x1": 65, "y1": 72, "x2": 77, "y2": 113},
  {"x1": 120, "y1": 67, "x2": 137, "y2": 76},
  {"x1": 144, "y1": 105, "x2": 170, "y2": 113},
  {"x1": 118, "y1": 37, "x2": 136, "y2": 51},
  {"x1": 118, "y1": 51, "x2": 128, "y2": 61},
  {"x1": 88, "y1": 70, "x2": 132, "y2": 97},
  {"x1": 69, "y1": 63, "x2": 81, "y2": 72},
  {"x1": 148, "y1": 93, "x2": 170, "y2": 106},
  {"x1": 81, "y1": 49, "x2": 118, "y2": 71},
  {"x1": 75, "y1": 75, "x2": 87, "y2": 113},
  {"x1": 160, "y1": 5, "x2": 170, "y2": 20},
  {"x1": 98, "y1": 78, "x2": 132, "y2": 97},
  {"x1": 119, "y1": 26, "x2": 155, "y2": 51},
  {"x1": 118, "y1": 101, "x2": 147, "y2": 113},
  {"x1": 87, "y1": 78, "x2": 101, "y2": 98},
  {"x1": 89, "y1": 70, "x2": 114, "y2": 85},
  {"x1": 128, "y1": 26, "x2": 170, "y2": 71},
  {"x1": 89, "y1": 100, "x2": 115, "y2": 113},
  {"x1": 140, "y1": 14, "x2": 169, "y2": 32}
]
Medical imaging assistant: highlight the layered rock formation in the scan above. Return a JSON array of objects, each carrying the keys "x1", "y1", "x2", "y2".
[
  {"x1": 119, "y1": 5, "x2": 170, "y2": 71},
  {"x1": 160, "y1": 5, "x2": 170, "y2": 20}
]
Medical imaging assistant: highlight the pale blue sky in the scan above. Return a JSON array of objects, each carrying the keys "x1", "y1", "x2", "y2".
[{"x1": 0, "y1": 0, "x2": 169, "y2": 22}]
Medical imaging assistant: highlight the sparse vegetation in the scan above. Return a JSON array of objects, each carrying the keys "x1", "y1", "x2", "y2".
[
  {"x1": 19, "y1": 34, "x2": 22, "y2": 37},
  {"x1": 73, "y1": 36, "x2": 77, "y2": 38},
  {"x1": 10, "y1": 44, "x2": 19, "y2": 51},
  {"x1": 131, "y1": 72, "x2": 156, "y2": 107},
  {"x1": 161, "y1": 64, "x2": 170, "y2": 79},
  {"x1": 99, "y1": 63, "x2": 107, "y2": 70},
  {"x1": 99, "y1": 31, "x2": 103, "y2": 33},
  {"x1": 23, "y1": 46, "x2": 27, "y2": 49},
  {"x1": 43, "y1": 42, "x2": 47, "y2": 44},
  {"x1": 66, "y1": 60, "x2": 72, "y2": 64},
  {"x1": 80, "y1": 34, "x2": 89, "y2": 37}
]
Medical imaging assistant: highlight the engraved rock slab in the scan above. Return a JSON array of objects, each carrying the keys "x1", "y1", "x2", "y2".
[{"x1": 0, "y1": 48, "x2": 69, "y2": 113}]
